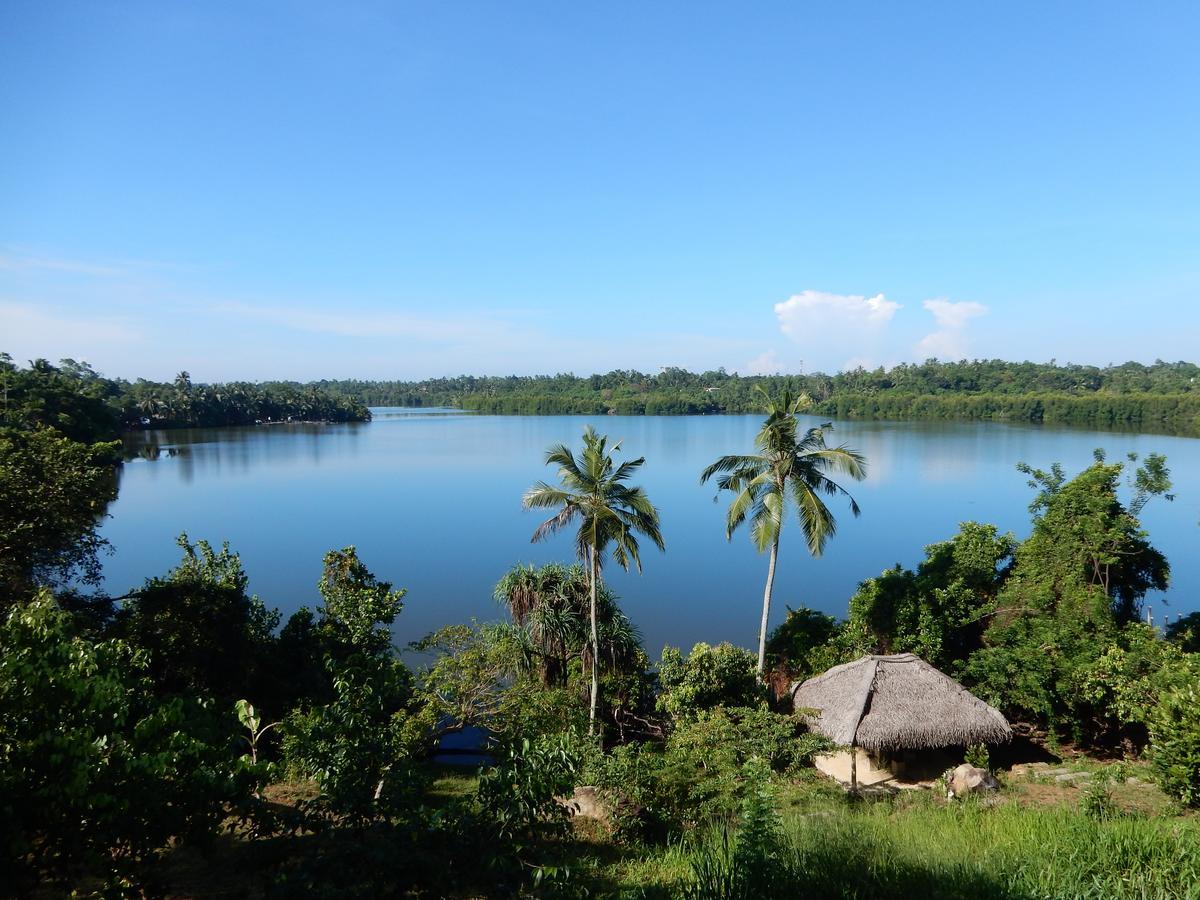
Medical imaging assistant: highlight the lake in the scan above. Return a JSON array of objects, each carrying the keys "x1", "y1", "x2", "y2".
[{"x1": 103, "y1": 410, "x2": 1200, "y2": 656}]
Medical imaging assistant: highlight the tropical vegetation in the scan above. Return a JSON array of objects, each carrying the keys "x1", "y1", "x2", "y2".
[
  {"x1": 318, "y1": 358, "x2": 1200, "y2": 434},
  {"x1": 702, "y1": 389, "x2": 865, "y2": 674},
  {"x1": 5, "y1": 365, "x2": 1200, "y2": 897},
  {"x1": 523, "y1": 426, "x2": 665, "y2": 732}
]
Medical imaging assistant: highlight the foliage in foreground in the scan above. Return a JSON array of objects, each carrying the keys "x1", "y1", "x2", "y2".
[
  {"x1": 1149, "y1": 684, "x2": 1200, "y2": 808},
  {"x1": 673, "y1": 793, "x2": 1200, "y2": 899},
  {"x1": 0, "y1": 592, "x2": 264, "y2": 892}
]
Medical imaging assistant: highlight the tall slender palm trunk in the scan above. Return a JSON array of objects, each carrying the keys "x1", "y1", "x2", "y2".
[
  {"x1": 588, "y1": 546, "x2": 600, "y2": 735},
  {"x1": 758, "y1": 532, "x2": 779, "y2": 677}
]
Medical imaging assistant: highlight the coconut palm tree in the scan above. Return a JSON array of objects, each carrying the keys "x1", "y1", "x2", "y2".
[
  {"x1": 523, "y1": 426, "x2": 664, "y2": 733},
  {"x1": 701, "y1": 388, "x2": 866, "y2": 676}
]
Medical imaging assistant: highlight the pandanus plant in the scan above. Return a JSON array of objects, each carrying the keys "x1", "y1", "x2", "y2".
[{"x1": 494, "y1": 562, "x2": 644, "y2": 690}]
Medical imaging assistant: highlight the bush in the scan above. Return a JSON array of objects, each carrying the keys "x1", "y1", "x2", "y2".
[
  {"x1": 1149, "y1": 685, "x2": 1200, "y2": 807},
  {"x1": 280, "y1": 547, "x2": 432, "y2": 825},
  {"x1": 657, "y1": 643, "x2": 763, "y2": 722},
  {"x1": 114, "y1": 534, "x2": 280, "y2": 704},
  {"x1": 586, "y1": 707, "x2": 828, "y2": 836},
  {"x1": 765, "y1": 606, "x2": 839, "y2": 681},
  {"x1": 281, "y1": 654, "x2": 426, "y2": 825},
  {"x1": 1080, "y1": 768, "x2": 1117, "y2": 821},
  {"x1": 476, "y1": 732, "x2": 583, "y2": 844},
  {"x1": 964, "y1": 743, "x2": 990, "y2": 769},
  {"x1": 0, "y1": 592, "x2": 253, "y2": 891}
]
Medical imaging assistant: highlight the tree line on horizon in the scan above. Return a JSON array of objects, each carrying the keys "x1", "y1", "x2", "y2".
[
  {"x1": 7, "y1": 353, "x2": 1200, "y2": 437},
  {"x1": 0, "y1": 354, "x2": 371, "y2": 442},
  {"x1": 317, "y1": 358, "x2": 1200, "y2": 433}
]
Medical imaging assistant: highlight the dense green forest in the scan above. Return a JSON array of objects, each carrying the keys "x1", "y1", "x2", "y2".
[
  {"x1": 7, "y1": 354, "x2": 1200, "y2": 439},
  {"x1": 0, "y1": 354, "x2": 371, "y2": 441},
  {"x1": 4, "y1": 356, "x2": 1200, "y2": 896},
  {"x1": 320, "y1": 359, "x2": 1200, "y2": 433}
]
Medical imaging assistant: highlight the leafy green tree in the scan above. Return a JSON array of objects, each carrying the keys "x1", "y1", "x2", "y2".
[
  {"x1": 840, "y1": 522, "x2": 1015, "y2": 670},
  {"x1": 0, "y1": 425, "x2": 119, "y2": 601},
  {"x1": 412, "y1": 622, "x2": 584, "y2": 744},
  {"x1": 524, "y1": 425, "x2": 664, "y2": 734},
  {"x1": 1165, "y1": 611, "x2": 1200, "y2": 654},
  {"x1": 1149, "y1": 684, "x2": 1200, "y2": 807},
  {"x1": 283, "y1": 652, "x2": 424, "y2": 825},
  {"x1": 1078, "y1": 623, "x2": 1200, "y2": 750},
  {"x1": 765, "y1": 605, "x2": 840, "y2": 681},
  {"x1": 1011, "y1": 452, "x2": 1170, "y2": 622},
  {"x1": 316, "y1": 546, "x2": 406, "y2": 656},
  {"x1": 657, "y1": 642, "x2": 764, "y2": 722},
  {"x1": 965, "y1": 455, "x2": 1172, "y2": 735},
  {"x1": 0, "y1": 355, "x2": 119, "y2": 443},
  {"x1": 0, "y1": 591, "x2": 256, "y2": 892},
  {"x1": 701, "y1": 389, "x2": 865, "y2": 675},
  {"x1": 281, "y1": 548, "x2": 423, "y2": 823},
  {"x1": 114, "y1": 534, "x2": 280, "y2": 704}
]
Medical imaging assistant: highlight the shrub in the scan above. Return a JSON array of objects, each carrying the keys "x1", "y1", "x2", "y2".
[
  {"x1": 476, "y1": 732, "x2": 583, "y2": 844},
  {"x1": 684, "y1": 757, "x2": 784, "y2": 899},
  {"x1": 595, "y1": 707, "x2": 829, "y2": 832},
  {"x1": 1080, "y1": 768, "x2": 1117, "y2": 821},
  {"x1": 582, "y1": 740, "x2": 667, "y2": 841},
  {"x1": 0, "y1": 592, "x2": 253, "y2": 891},
  {"x1": 964, "y1": 742, "x2": 990, "y2": 769},
  {"x1": 657, "y1": 643, "x2": 763, "y2": 722},
  {"x1": 113, "y1": 534, "x2": 279, "y2": 704},
  {"x1": 1149, "y1": 685, "x2": 1200, "y2": 807},
  {"x1": 765, "y1": 606, "x2": 839, "y2": 680},
  {"x1": 281, "y1": 654, "x2": 426, "y2": 825}
]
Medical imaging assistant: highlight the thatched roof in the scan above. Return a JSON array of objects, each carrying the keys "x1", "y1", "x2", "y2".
[{"x1": 791, "y1": 653, "x2": 1011, "y2": 753}]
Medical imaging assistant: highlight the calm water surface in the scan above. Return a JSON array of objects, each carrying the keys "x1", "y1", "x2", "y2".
[{"x1": 103, "y1": 410, "x2": 1200, "y2": 655}]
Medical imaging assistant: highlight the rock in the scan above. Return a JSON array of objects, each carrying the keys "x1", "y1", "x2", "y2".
[
  {"x1": 558, "y1": 786, "x2": 612, "y2": 822},
  {"x1": 1053, "y1": 772, "x2": 1090, "y2": 783},
  {"x1": 947, "y1": 764, "x2": 1000, "y2": 799}
]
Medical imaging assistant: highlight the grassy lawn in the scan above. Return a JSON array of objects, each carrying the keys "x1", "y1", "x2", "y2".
[{"x1": 145, "y1": 762, "x2": 1200, "y2": 898}]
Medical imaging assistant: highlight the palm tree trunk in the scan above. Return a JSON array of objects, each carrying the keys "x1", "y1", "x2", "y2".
[
  {"x1": 588, "y1": 546, "x2": 600, "y2": 735},
  {"x1": 758, "y1": 532, "x2": 780, "y2": 677}
]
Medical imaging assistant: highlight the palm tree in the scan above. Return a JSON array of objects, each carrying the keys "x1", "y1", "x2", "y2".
[
  {"x1": 701, "y1": 388, "x2": 866, "y2": 676},
  {"x1": 523, "y1": 426, "x2": 664, "y2": 733},
  {"x1": 494, "y1": 562, "x2": 644, "y2": 691}
]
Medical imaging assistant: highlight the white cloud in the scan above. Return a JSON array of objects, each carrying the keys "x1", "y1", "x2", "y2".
[
  {"x1": 772, "y1": 290, "x2": 900, "y2": 372},
  {"x1": 915, "y1": 299, "x2": 988, "y2": 360},
  {"x1": 745, "y1": 349, "x2": 783, "y2": 375},
  {"x1": 774, "y1": 290, "x2": 900, "y2": 337}
]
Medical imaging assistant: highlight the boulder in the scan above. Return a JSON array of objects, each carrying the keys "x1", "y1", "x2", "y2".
[
  {"x1": 947, "y1": 764, "x2": 1000, "y2": 799},
  {"x1": 558, "y1": 786, "x2": 612, "y2": 822}
]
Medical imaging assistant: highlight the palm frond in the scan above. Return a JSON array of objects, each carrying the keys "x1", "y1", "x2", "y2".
[
  {"x1": 523, "y1": 482, "x2": 573, "y2": 509},
  {"x1": 700, "y1": 454, "x2": 768, "y2": 483},
  {"x1": 531, "y1": 504, "x2": 579, "y2": 543},
  {"x1": 749, "y1": 489, "x2": 784, "y2": 553},
  {"x1": 792, "y1": 477, "x2": 838, "y2": 556}
]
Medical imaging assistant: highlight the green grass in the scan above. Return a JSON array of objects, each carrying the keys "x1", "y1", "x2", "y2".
[
  {"x1": 149, "y1": 769, "x2": 1200, "y2": 898},
  {"x1": 615, "y1": 792, "x2": 1200, "y2": 899}
]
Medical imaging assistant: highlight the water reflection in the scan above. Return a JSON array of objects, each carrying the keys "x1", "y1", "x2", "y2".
[
  {"x1": 100, "y1": 412, "x2": 1200, "y2": 655},
  {"x1": 122, "y1": 421, "x2": 368, "y2": 483}
]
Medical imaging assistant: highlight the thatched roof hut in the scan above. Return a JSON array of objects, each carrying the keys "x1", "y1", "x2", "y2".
[{"x1": 792, "y1": 653, "x2": 1011, "y2": 754}]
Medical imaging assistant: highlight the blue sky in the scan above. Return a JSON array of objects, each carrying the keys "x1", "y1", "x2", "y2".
[{"x1": 2, "y1": 1, "x2": 1197, "y2": 381}]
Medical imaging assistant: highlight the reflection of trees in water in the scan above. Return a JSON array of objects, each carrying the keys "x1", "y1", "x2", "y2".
[
  {"x1": 118, "y1": 422, "x2": 367, "y2": 483},
  {"x1": 123, "y1": 444, "x2": 186, "y2": 462}
]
